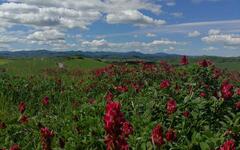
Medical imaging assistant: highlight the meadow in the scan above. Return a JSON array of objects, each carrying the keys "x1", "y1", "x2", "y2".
[{"x1": 0, "y1": 56, "x2": 240, "y2": 150}]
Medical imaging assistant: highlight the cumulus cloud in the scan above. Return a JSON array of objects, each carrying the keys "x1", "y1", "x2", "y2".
[
  {"x1": 27, "y1": 29, "x2": 65, "y2": 41},
  {"x1": 202, "y1": 34, "x2": 240, "y2": 46},
  {"x1": 208, "y1": 29, "x2": 221, "y2": 35},
  {"x1": 106, "y1": 10, "x2": 165, "y2": 27},
  {"x1": 79, "y1": 38, "x2": 185, "y2": 52},
  {"x1": 188, "y1": 30, "x2": 201, "y2": 37},
  {"x1": 0, "y1": 0, "x2": 164, "y2": 29}
]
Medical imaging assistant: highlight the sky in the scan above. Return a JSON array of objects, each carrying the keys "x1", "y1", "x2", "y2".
[{"x1": 0, "y1": 0, "x2": 239, "y2": 56}]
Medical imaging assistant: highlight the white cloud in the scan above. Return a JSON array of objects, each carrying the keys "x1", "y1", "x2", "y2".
[
  {"x1": 208, "y1": 29, "x2": 221, "y2": 35},
  {"x1": 106, "y1": 10, "x2": 165, "y2": 27},
  {"x1": 202, "y1": 34, "x2": 240, "y2": 46},
  {"x1": 171, "y1": 12, "x2": 183, "y2": 18},
  {"x1": 79, "y1": 38, "x2": 185, "y2": 52},
  {"x1": 146, "y1": 33, "x2": 156, "y2": 37},
  {"x1": 27, "y1": 29, "x2": 65, "y2": 41},
  {"x1": 188, "y1": 30, "x2": 201, "y2": 37},
  {"x1": 164, "y1": 0, "x2": 176, "y2": 6},
  {"x1": 0, "y1": 0, "x2": 164, "y2": 29},
  {"x1": 192, "y1": 0, "x2": 222, "y2": 3},
  {"x1": 203, "y1": 46, "x2": 218, "y2": 51}
]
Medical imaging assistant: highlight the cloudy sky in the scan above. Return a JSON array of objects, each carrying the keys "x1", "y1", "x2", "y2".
[{"x1": 0, "y1": 0, "x2": 239, "y2": 56}]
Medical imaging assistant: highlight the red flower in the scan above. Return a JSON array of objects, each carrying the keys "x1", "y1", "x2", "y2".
[
  {"x1": 200, "y1": 92, "x2": 206, "y2": 97},
  {"x1": 42, "y1": 96, "x2": 49, "y2": 106},
  {"x1": 213, "y1": 68, "x2": 221, "y2": 79},
  {"x1": 167, "y1": 99, "x2": 177, "y2": 114},
  {"x1": 235, "y1": 101, "x2": 240, "y2": 110},
  {"x1": 18, "y1": 102, "x2": 26, "y2": 114},
  {"x1": 183, "y1": 111, "x2": 190, "y2": 118},
  {"x1": 131, "y1": 83, "x2": 144, "y2": 93},
  {"x1": 198, "y1": 59, "x2": 212, "y2": 67},
  {"x1": 19, "y1": 115, "x2": 28, "y2": 124},
  {"x1": 115, "y1": 85, "x2": 128, "y2": 93},
  {"x1": 104, "y1": 102, "x2": 133, "y2": 150},
  {"x1": 180, "y1": 55, "x2": 188, "y2": 65},
  {"x1": 10, "y1": 144, "x2": 20, "y2": 150},
  {"x1": 160, "y1": 80, "x2": 170, "y2": 89},
  {"x1": 41, "y1": 127, "x2": 54, "y2": 138},
  {"x1": 221, "y1": 81, "x2": 234, "y2": 100},
  {"x1": 121, "y1": 121, "x2": 133, "y2": 137},
  {"x1": 166, "y1": 129, "x2": 177, "y2": 142},
  {"x1": 236, "y1": 88, "x2": 240, "y2": 96},
  {"x1": 105, "y1": 91, "x2": 114, "y2": 102},
  {"x1": 40, "y1": 127, "x2": 54, "y2": 150},
  {"x1": 219, "y1": 139, "x2": 235, "y2": 150},
  {"x1": 151, "y1": 124, "x2": 164, "y2": 146}
]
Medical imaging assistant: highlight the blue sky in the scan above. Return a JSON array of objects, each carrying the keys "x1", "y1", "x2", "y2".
[{"x1": 0, "y1": 0, "x2": 239, "y2": 56}]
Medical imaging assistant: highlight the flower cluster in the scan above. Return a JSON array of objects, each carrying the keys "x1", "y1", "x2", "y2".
[
  {"x1": 198, "y1": 59, "x2": 213, "y2": 67},
  {"x1": 151, "y1": 125, "x2": 177, "y2": 147},
  {"x1": 42, "y1": 96, "x2": 49, "y2": 106},
  {"x1": 221, "y1": 81, "x2": 234, "y2": 100},
  {"x1": 166, "y1": 99, "x2": 177, "y2": 114},
  {"x1": 115, "y1": 85, "x2": 128, "y2": 93},
  {"x1": 18, "y1": 102, "x2": 26, "y2": 114},
  {"x1": 180, "y1": 56, "x2": 188, "y2": 65},
  {"x1": 10, "y1": 144, "x2": 20, "y2": 150},
  {"x1": 151, "y1": 125, "x2": 164, "y2": 146},
  {"x1": 104, "y1": 102, "x2": 133, "y2": 150},
  {"x1": 160, "y1": 80, "x2": 171, "y2": 89},
  {"x1": 40, "y1": 127, "x2": 54, "y2": 150},
  {"x1": 219, "y1": 139, "x2": 235, "y2": 150}
]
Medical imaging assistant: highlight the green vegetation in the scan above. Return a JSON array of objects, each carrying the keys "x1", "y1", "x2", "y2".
[{"x1": 0, "y1": 57, "x2": 107, "y2": 76}]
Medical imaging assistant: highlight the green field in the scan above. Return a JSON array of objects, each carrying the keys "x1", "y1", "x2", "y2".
[
  {"x1": 0, "y1": 57, "x2": 107, "y2": 76},
  {"x1": 0, "y1": 57, "x2": 239, "y2": 77}
]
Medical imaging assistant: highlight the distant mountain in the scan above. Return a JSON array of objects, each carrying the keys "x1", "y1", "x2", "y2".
[{"x1": 0, "y1": 50, "x2": 180, "y2": 60}]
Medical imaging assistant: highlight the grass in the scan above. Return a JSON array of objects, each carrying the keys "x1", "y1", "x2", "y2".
[
  {"x1": 0, "y1": 59, "x2": 10, "y2": 65},
  {"x1": 0, "y1": 57, "x2": 107, "y2": 76}
]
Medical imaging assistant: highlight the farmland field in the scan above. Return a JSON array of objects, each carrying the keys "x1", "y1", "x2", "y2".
[{"x1": 0, "y1": 56, "x2": 240, "y2": 149}]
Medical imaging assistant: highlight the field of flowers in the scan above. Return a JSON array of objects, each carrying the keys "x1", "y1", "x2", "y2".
[{"x1": 0, "y1": 56, "x2": 240, "y2": 150}]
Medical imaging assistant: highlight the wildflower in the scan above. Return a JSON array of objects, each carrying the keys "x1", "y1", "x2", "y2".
[
  {"x1": 160, "y1": 80, "x2": 170, "y2": 89},
  {"x1": 221, "y1": 81, "x2": 234, "y2": 100},
  {"x1": 18, "y1": 102, "x2": 26, "y2": 114},
  {"x1": 151, "y1": 124, "x2": 164, "y2": 146},
  {"x1": 131, "y1": 83, "x2": 144, "y2": 93},
  {"x1": 219, "y1": 139, "x2": 235, "y2": 150},
  {"x1": 42, "y1": 96, "x2": 49, "y2": 106},
  {"x1": 236, "y1": 88, "x2": 240, "y2": 96},
  {"x1": 235, "y1": 101, "x2": 240, "y2": 110},
  {"x1": 40, "y1": 127, "x2": 54, "y2": 150},
  {"x1": 115, "y1": 85, "x2": 128, "y2": 93},
  {"x1": 200, "y1": 92, "x2": 206, "y2": 97},
  {"x1": 213, "y1": 68, "x2": 221, "y2": 79},
  {"x1": 10, "y1": 144, "x2": 20, "y2": 150},
  {"x1": 183, "y1": 111, "x2": 190, "y2": 118},
  {"x1": 19, "y1": 115, "x2": 28, "y2": 124},
  {"x1": 104, "y1": 102, "x2": 133, "y2": 150},
  {"x1": 167, "y1": 99, "x2": 177, "y2": 114},
  {"x1": 166, "y1": 129, "x2": 177, "y2": 142},
  {"x1": 180, "y1": 55, "x2": 188, "y2": 65},
  {"x1": 105, "y1": 91, "x2": 114, "y2": 102},
  {"x1": 121, "y1": 121, "x2": 133, "y2": 137},
  {"x1": 198, "y1": 59, "x2": 212, "y2": 67}
]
